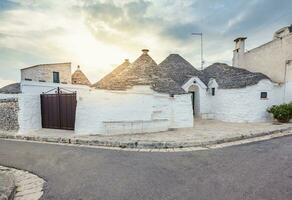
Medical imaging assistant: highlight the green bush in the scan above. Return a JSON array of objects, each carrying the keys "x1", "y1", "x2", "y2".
[{"x1": 267, "y1": 103, "x2": 292, "y2": 123}]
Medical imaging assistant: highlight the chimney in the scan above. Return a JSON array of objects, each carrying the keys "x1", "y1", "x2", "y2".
[
  {"x1": 142, "y1": 49, "x2": 149, "y2": 54},
  {"x1": 232, "y1": 37, "x2": 247, "y2": 67},
  {"x1": 234, "y1": 37, "x2": 246, "y2": 52}
]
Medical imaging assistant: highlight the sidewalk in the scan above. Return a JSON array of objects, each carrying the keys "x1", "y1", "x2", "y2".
[
  {"x1": 0, "y1": 169, "x2": 15, "y2": 200},
  {"x1": 1, "y1": 120, "x2": 292, "y2": 150},
  {"x1": 0, "y1": 166, "x2": 45, "y2": 200}
]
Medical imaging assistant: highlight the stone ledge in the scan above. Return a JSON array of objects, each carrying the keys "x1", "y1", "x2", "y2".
[{"x1": 0, "y1": 98, "x2": 18, "y2": 103}]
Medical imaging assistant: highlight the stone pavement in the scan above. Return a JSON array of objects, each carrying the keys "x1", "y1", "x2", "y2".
[
  {"x1": 1, "y1": 120, "x2": 292, "y2": 150},
  {"x1": 0, "y1": 166, "x2": 45, "y2": 200},
  {"x1": 0, "y1": 170, "x2": 15, "y2": 200}
]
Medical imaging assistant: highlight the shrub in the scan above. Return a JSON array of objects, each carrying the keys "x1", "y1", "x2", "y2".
[{"x1": 267, "y1": 103, "x2": 292, "y2": 123}]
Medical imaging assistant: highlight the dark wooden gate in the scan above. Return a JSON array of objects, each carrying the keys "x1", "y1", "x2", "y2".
[{"x1": 41, "y1": 89, "x2": 77, "y2": 130}]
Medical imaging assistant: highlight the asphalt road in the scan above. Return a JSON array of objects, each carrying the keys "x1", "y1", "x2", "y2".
[{"x1": 1, "y1": 137, "x2": 292, "y2": 200}]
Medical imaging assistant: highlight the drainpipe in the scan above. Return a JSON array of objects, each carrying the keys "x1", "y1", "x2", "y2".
[{"x1": 284, "y1": 60, "x2": 292, "y2": 103}]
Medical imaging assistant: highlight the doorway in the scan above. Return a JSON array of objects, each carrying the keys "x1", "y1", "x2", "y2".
[
  {"x1": 190, "y1": 92, "x2": 195, "y2": 115},
  {"x1": 188, "y1": 84, "x2": 200, "y2": 117},
  {"x1": 40, "y1": 88, "x2": 77, "y2": 130}
]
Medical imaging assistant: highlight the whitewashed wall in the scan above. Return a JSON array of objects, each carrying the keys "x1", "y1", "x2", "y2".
[
  {"x1": 18, "y1": 94, "x2": 42, "y2": 134},
  {"x1": 75, "y1": 86, "x2": 193, "y2": 135},
  {"x1": 182, "y1": 77, "x2": 210, "y2": 117},
  {"x1": 170, "y1": 94, "x2": 194, "y2": 128},
  {"x1": 233, "y1": 29, "x2": 292, "y2": 83},
  {"x1": 16, "y1": 81, "x2": 90, "y2": 134},
  {"x1": 3, "y1": 82, "x2": 193, "y2": 135},
  {"x1": 21, "y1": 81, "x2": 90, "y2": 94},
  {"x1": 285, "y1": 82, "x2": 292, "y2": 103},
  {"x1": 206, "y1": 80, "x2": 283, "y2": 122},
  {"x1": 183, "y1": 77, "x2": 285, "y2": 123}
]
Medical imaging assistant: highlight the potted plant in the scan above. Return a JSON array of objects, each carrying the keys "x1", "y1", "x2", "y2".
[{"x1": 267, "y1": 103, "x2": 292, "y2": 123}]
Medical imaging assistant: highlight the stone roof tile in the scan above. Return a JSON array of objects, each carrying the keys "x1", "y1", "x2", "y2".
[
  {"x1": 202, "y1": 63, "x2": 271, "y2": 89},
  {"x1": 71, "y1": 66, "x2": 91, "y2": 86},
  {"x1": 94, "y1": 50, "x2": 186, "y2": 95},
  {"x1": 0, "y1": 83, "x2": 21, "y2": 94}
]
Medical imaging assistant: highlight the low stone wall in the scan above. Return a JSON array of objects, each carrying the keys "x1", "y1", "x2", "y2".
[{"x1": 0, "y1": 99, "x2": 19, "y2": 131}]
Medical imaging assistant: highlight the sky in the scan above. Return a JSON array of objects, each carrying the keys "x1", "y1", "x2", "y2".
[{"x1": 0, "y1": 0, "x2": 292, "y2": 87}]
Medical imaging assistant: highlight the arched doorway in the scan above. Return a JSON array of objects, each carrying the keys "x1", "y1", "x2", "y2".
[{"x1": 188, "y1": 85, "x2": 200, "y2": 117}]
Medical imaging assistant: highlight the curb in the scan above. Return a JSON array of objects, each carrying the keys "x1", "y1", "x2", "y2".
[
  {"x1": 1, "y1": 127, "x2": 292, "y2": 150},
  {"x1": 0, "y1": 166, "x2": 45, "y2": 200}
]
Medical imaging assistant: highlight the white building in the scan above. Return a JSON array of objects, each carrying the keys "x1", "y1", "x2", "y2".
[
  {"x1": 158, "y1": 54, "x2": 283, "y2": 123},
  {"x1": 0, "y1": 47, "x2": 289, "y2": 135},
  {"x1": 232, "y1": 25, "x2": 292, "y2": 102},
  {"x1": 0, "y1": 63, "x2": 91, "y2": 134},
  {"x1": 77, "y1": 49, "x2": 193, "y2": 135},
  {"x1": 0, "y1": 51, "x2": 194, "y2": 135}
]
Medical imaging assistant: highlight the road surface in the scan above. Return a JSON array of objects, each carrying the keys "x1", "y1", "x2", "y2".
[{"x1": 1, "y1": 137, "x2": 292, "y2": 200}]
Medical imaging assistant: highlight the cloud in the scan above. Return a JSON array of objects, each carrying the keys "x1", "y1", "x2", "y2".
[
  {"x1": 0, "y1": 78, "x2": 14, "y2": 88},
  {"x1": 0, "y1": 0, "x2": 292, "y2": 85},
  {"x1": 0, "y1": 0, "x2": 19, "y2": 11}
]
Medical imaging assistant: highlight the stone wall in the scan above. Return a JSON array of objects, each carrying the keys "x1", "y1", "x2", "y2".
[
  {"x1": 0, "y1": 99, "x2": 19, "y2": 131},
  {"x1": 21, "y1": 63, "x2": 72, "y2": 84}
]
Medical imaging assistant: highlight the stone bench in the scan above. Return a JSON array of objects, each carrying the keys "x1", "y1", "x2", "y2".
[{"x1": 103, "y1": 119, "x2": 169, "y2": 135}]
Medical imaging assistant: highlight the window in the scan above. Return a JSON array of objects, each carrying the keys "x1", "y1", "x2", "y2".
[
  {"x1": 211, "y1": 88, "x2": 215, "y2": 96},
  {"x1": 53, "y1": 72, "x2": 60, "y2": 83},
  {"x1": 261, "y1": 92, "x2": 268, "y2": 99},
  {"x1": 39, "y1": 80, "x2": 46, "y2": 82},
  {"x1": 24, "y1": 78, "x2": 32, "y2": 81}
]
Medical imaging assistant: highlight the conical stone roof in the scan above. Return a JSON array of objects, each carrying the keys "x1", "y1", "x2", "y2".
[
  {"x1": 202, "y1": 63, "x2": 271, "y2": 89},
  {"x1": 94, "y1": 49, "x2": 186, "y2": 95},
  {"x1": 71, "y1": 66, "x2": 91, "y2": 86},
  {"x1": 0, "y1": 83, "x2": 21, "y2": 94},
  {"x1": 158, "y1": 54, "x2": 204, "y2": 86},
  {"x1": 93, "y1": 59, "x2": 131, "y2": 89}
]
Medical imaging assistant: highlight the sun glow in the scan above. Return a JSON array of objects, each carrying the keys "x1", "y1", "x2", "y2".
[{"x1": 53, "y1": 21, "x2": 131, "y2": 81}]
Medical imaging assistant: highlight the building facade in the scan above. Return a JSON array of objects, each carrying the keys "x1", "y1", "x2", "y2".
[
  {"x1": 21, "y1": 62, "x2": 72, "y2": 84},
  {"x1": 232, "y1": 25, "x2": 292, "y2": 83},
  {"x1": 0, "y1": 47, "x2": 289, "y2": 135},
  {"x1": 232, "y1": 25, "x2": 292, "y2": 102}
]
